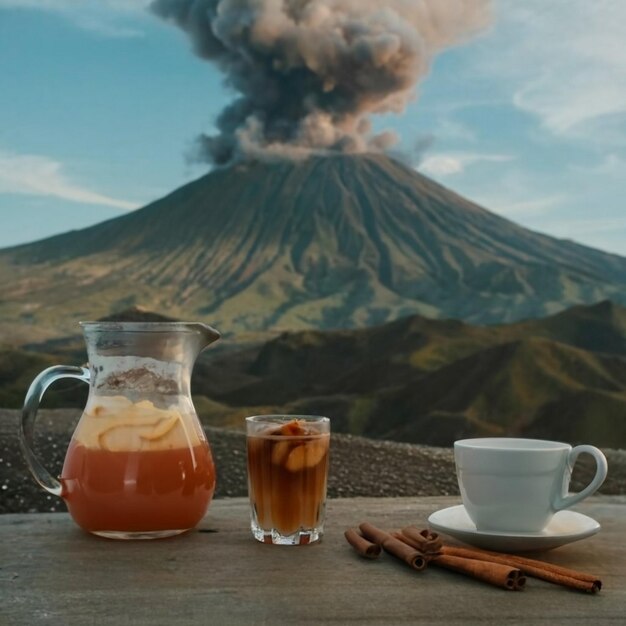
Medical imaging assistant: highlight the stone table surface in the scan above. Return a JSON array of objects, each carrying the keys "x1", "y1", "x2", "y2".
[{"x1": 1, "y1": 496, "x2": 625, "y2": 625}]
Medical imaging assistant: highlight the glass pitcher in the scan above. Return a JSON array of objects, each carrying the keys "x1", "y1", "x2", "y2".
[{"x1": 20, "y1": 321, "x2": 220, "y2": 540}]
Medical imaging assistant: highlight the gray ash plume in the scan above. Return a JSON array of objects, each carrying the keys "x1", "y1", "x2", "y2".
[{"x1": 151, "y1": 0, "x2": 491, "y2": 165}]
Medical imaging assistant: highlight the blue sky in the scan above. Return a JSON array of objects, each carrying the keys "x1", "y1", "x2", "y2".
[{"x1": 0, "y1": 1, "x2": 625, "y2": 255}]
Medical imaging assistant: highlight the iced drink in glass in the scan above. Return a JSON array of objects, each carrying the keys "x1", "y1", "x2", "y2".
[{"x1": 246, "y1": 415, "x2": 330, "y2": 545}]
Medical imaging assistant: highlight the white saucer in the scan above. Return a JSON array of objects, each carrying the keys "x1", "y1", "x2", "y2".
[{"x1": 428, "y1": 505, "x2": 600, "y2": 552}]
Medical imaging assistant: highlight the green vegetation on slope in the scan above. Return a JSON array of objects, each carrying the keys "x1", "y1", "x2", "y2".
[
  {"x1": 2, "y1": 301, "x2": 625, "y2": 448},
  {"x1": 1, "y1": 154, "x2": 625, "y2": 344}
]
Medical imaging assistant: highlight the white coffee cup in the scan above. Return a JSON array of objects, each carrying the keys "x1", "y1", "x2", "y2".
[{"x1": 454, "y1": 438, "x2": 608, "y2": 533}]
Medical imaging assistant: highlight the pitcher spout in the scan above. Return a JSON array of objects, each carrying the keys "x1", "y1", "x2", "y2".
[{"x1": 186, "y1": 323, "x2": 221, "y2": 353}]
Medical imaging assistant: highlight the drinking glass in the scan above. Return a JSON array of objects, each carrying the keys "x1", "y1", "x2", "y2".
[{"x1": 246, "y1": 415, "x2": 330, "y2": 545}]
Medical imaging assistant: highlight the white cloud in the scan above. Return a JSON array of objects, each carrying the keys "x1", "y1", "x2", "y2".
[
  {"x1": 572, "y1": 154, "x2": 626, "y2": 178},
  {"x1": 0, "y1": 150, "x2": 137, "y2": 210},
  {"x1": 476, "y1": 194, "x2": 566, "y2": 218},
  {"x1": 0, "y1": 1, "x2": 148, "y2": 12},
  {"x1": 419, "y1": 152, "x2": 513, "y2": 176},
  {"x1": 0, "y1": 1, "x2": 150, "y2": 37},
  {"x1": 543, "y1": 217, "x2": 626, "y2": 237},
  {"x1": 535, "y1": 215, "x2": 626, "y2": 255},
  {"x1": 456, "y1": 165, "x2": 568, "y2": 219},
  {"x1": 435, "y1": 118, "x2": 479, "y2": 143},
  {"x1": 488, "y1": 1, "x2": 626, "y2": 139}
]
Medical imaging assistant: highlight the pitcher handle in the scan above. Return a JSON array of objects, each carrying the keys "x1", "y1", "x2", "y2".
[
  {"x1": 553, "y1": 445, "x2": 608, "y2": 511},
  {"x1": 19, "y1": 365, "x2": 91, "y2": 496}
]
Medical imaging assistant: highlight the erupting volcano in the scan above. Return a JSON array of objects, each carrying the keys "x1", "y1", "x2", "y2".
[
  {"x1": 1, "y1": 153, "x2": 625, "y2": 343},
  {"x1": 1, "y1": 2, "x2": 625, "y2": 342}
]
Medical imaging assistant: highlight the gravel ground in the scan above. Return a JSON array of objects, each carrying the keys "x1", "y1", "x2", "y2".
[{"x1": 2, "y1": 409, "x2": 625, "y2": 514}]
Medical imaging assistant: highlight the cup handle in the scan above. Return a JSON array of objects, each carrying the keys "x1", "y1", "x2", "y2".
[
  {"x1": 19, "y1": 365, "x2": 91, "y2": 496},
  {"x1": 553, "y1": 445, "x2": 608, "y2": 511}
]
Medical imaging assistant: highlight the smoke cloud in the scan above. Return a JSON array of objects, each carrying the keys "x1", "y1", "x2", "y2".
[{"x1": 151, "y1": 0, "x2": 491, "y2": 164}]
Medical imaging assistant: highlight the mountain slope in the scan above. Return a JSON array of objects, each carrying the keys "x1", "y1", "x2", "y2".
[
  {"x1": 2, "y1": 302, "x2": 625, "y2": 447},
  {"x1": 197, "y1": 300, "x2": 626, "y2": 407},
  {"x1": 195, "y1": 301, "x2": 626, "y2": 447},
  {"x1": 1, "y1": 154, "x2": 626, "y2": 342},
  {"x1": 370, "y1": 338, "x2": 626, "y2": 446}
]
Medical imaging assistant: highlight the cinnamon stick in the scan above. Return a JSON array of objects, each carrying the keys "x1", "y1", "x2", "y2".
[
  {"x1": 397, "y1": 527, "x2": 443, "y2": 555},
  {"x1": 432, "y1": 554, "x2": 526, "y2": 591},
  {"x1": 391, "y1": 532, "x2": 439, "y2": 561},
  {"x1": 441, "y1": 546, "x2": 601, "y2": 594},
  {"x1": 344, "y1": 528, "x2": 382, "y2": 559},
  {"x1": 359, "y1": 523, "x2": 427, "y2": 571},
  {"x1": 351, "y1": 523, "x2": 602, "y2": 594}
]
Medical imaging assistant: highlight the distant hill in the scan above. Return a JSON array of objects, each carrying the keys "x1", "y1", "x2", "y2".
[
  {"x1": 373, "y1": 338, "x2": 626, "y2": 446},
  {"x1": 1, "y1": 154, "x2": 626, "y2": 345},
  {"x1": 3, "y1": 302, "x2": 625, "y2": 448}
]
